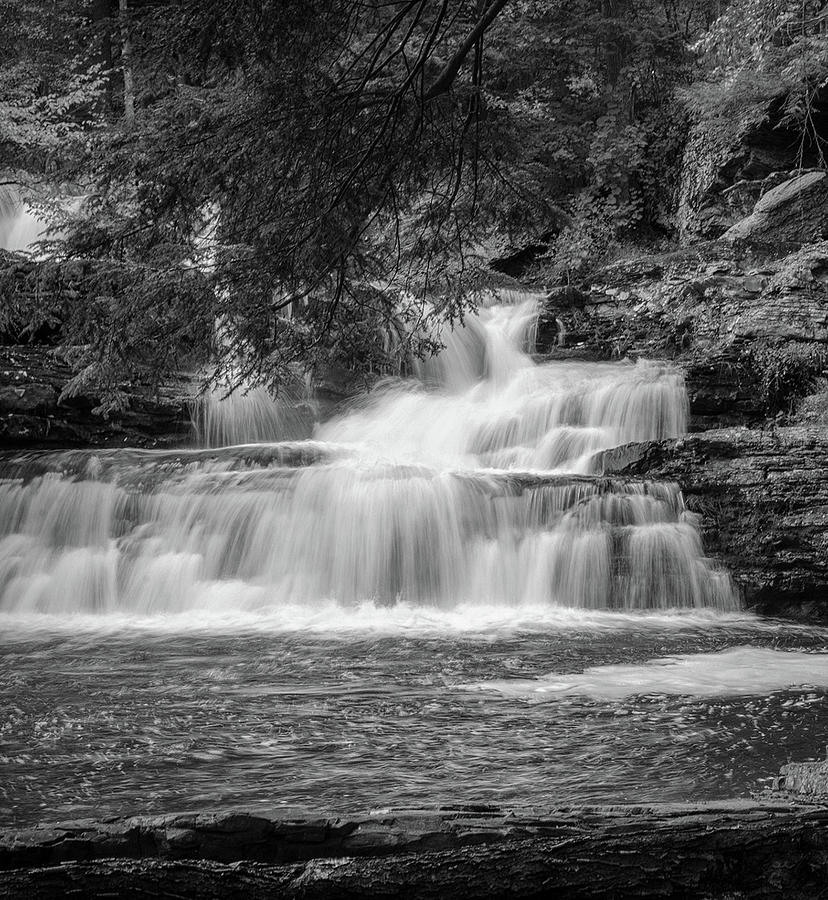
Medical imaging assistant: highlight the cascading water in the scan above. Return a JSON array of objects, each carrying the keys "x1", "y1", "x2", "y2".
[
  {"x1": 0, "y1": 188, "x2": 47, "y2": 252},
  {"x1": 192, "y1": 382, "x2": 312, "y2": 447},
  {"x1": 0, "y1": 298, "x2": 737, "y2": 615},
  {"x1": 6, "y1": 297, "x2": 828, "y2": 830}
]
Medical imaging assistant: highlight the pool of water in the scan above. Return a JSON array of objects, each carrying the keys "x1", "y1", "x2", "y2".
[{"x1": 2, "y1": 608, "x2": 827, "y2": 826}]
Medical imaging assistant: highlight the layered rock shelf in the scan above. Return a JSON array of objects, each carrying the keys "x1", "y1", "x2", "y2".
[
  {"x1": 602, "y1": 426, "x2": 828, "y2": 619},
  {"x1": 538, "y1": 240, "x2": 828, "y2": 430},
  {"x1": 3, "y1": 799, "x2": 828, "y2": 899}
]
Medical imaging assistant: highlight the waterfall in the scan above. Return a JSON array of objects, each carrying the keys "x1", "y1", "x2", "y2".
[
  {"x1": 0, "y1": 189, "x2": 47, "y2": 252},
  {"x1": 0, "y1": 299, "x2": 738, "y2": 615},
  {"x1": 0, "y1": 185, "x2": 81, "y2": 254},
  {"x1": 192, "y1": 382, "x2": 312, "y2": 447}
]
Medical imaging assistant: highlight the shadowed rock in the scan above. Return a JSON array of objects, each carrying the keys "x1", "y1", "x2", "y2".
[{"x1": 2, "y1": 799, "x2": 828, "y2": 899}]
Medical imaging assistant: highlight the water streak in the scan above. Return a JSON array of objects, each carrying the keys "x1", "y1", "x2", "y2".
[{"x1": 0, "y1": 190, "x2": 47, "y2": 252}]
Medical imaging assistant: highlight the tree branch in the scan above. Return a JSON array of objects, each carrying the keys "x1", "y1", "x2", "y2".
[{"x1": 423, "y1": 0, "x2": 510, "y2": 101}]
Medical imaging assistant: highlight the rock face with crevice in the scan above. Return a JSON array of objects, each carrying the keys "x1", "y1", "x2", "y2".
[{"x1": 676, "y1": 84, "x2": 828, "y2": 243}]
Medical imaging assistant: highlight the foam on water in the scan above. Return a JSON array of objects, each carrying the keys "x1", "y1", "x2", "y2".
[
  {"x1": 0, "y1": 298, "x2": 738, "y2": 616},
  {"x1": 321, "y1": 301, "x2": 686, "y2": 471},
  {"x1": 470, "y1": 646, "x2": 828, "y2": 699},
  {"x1": 0, "y1": 605, "x2": 757, "y2": 638}
]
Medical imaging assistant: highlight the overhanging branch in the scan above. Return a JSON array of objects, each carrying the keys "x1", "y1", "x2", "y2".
[{"x1": 423, "y1": 0, "x2": 510, "y2": 101}]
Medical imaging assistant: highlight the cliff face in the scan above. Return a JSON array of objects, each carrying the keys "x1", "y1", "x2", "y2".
[
  {"x1": 535, "y1": 94, "x2": 828, "y2": 619},
  {"x1": 536, "y1": 230, "x2": 828, "y2": 618}
]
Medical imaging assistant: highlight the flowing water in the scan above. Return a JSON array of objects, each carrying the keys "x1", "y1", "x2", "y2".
[
  {"x1": 2, "y1": 299, "x2": 827, "y2": 826},
  {"x1": 0, "y1": 188, "x2": 54, "y2": 253}
]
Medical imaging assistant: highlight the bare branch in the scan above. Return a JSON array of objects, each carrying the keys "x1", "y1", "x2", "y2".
[{"x1": 423, "y1": 0, "x2": 510, "y2": 101}]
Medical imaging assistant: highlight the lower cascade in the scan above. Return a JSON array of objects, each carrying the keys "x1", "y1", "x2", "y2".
[{"x1": 0, "y1": 299, "x2": 737, "y2": 615}]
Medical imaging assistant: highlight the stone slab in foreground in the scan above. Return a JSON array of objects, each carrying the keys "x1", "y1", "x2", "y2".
[{"x1": 2, "y1": 801, "x2": 828, "y2": 898}]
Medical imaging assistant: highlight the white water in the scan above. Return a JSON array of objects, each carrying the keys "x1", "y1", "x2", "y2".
[
  {"x1": 470, "y1": 646, "x2": 828, "y2": 700},
  {"x1": 0, "y1": 185, "x2": 76, "y2": 254},
  {"x1": 0, "y1": 299, "x2": 737, "y2": 615},
  {"x1": 0, "y1": 193, "x2": 47, "y2": 252},
  {"x1": 192, "y1": 382, "x2": 311, "y2": 447}
]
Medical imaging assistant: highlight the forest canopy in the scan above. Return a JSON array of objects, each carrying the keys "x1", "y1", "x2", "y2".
[{"x1": 1, "y1": 0, "x2": 826, "y2": 407}]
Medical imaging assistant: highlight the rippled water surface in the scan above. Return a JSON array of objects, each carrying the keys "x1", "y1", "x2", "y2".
[{"x1": 3, "y1": 609, "x2": 827, "y2": 827}]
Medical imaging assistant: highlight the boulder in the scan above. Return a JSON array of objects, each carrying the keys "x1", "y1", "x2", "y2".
[{"x1": 722, "y1": 171, "x2": 828, "y2": 248}]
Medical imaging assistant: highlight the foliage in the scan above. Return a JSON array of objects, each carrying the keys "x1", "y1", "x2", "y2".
[
  {"x1": 3, "y1": 0, "x2": 824, "y2": 407},
  {"x1": 744, "y1": 339, "x2": 828, "y2": 413},
  {"x1": 0, "y1": 1, "x2": 104, "y2": 167},
  {"x1": 0, "y1": 255, "x2": 71, "y2": 340},
  {"x1": 681, "y1": 0, "x2": 828, "y2": 167}
]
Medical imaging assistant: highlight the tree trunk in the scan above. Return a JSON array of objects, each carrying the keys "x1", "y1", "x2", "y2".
[
  {"x1": 601, "y1": 0, "x2": 623, "y2": 89},
  {"x1": 119, "y1": 0, "x2": 135, "y2": 128},
  {"x1": 90, "y1": 0, "x2": 114, "y2": 112},
  {"x1": 423, "y1": 0, "x2": 511, "y2": 101}
]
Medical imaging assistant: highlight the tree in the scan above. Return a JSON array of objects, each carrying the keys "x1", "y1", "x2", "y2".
[
  {"x1": 9, "y1": 0, "x2": 809, "y2": 410},
  {"x1": 49, "y1": 0, "x2": 563, "y2": 405},
  {"x1": 683, "y1": 0, "x2": 828, "y2": 169},
  {"x1": 0, "y1": 1, "x2": 105, "y2": 175}
]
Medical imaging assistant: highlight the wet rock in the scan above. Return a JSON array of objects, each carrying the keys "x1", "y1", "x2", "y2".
[
  {"x1": 0, "y1": 384, "x2": 58, "y2": 412},
  {"x1": 3, "y1": 802, "x2": 828, "y2": 899},
  {"x1": 0, "y1": 345, "x2": 194, "y2": 449},
  {"x1": 600, "y1": 426, "x2": 828, "y2": 619},
  {"x1": 776, "y1": 761, "x2": 828, "y2": 800}
]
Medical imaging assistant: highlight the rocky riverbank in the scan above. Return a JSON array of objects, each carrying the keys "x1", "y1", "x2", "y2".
[
  {"x1": 0, "y1": 344, "x2": 193, "y2": 449},
  {"x1": 527, "y1": 147, "x2": 828, "y2": 620},
  {"x1": 601, "y1": 426, "x2": 828, "y2": 620},
  {"x1": 3, "y1": 797, "x2": 827, "y2": 899},
  {"x1": 548, "y1": 238, "x2": 828, "y2": 620}
]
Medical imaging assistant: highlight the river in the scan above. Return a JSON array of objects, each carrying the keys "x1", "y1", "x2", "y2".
[{"x1": 1, "y1": 298, "x2": 826, "y2": 826}]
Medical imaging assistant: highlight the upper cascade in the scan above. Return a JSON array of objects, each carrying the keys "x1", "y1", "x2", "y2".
[
  {"x1": 320, "y1": 298, "x2": 687, "y2": 473},
  {"x1": 0, "y1": 299, "x2": 738, "y2": 616}
]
